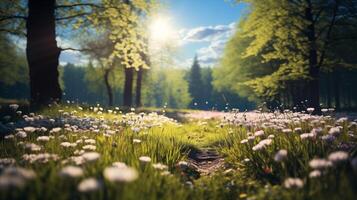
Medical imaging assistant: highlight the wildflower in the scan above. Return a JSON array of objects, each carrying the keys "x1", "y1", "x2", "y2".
[
  {"x1": 50, "y1": 127, "x2": 62, "y2": 133},
  {"x1": 78, "y1": 178, "x2": 101, "y2": 193},
  {"x1": 284, "y1": 178, "x2": 304, "y2": 189},
  {"x1": 36, "y1": 136, "x2": 50, "y2": 142},
  {"x1": 282, "y1": 129, "x2": 292, "y2": 134},
  {"x1": 309, "y1": 170, "x2": 321, "y2": 178},
  {"x1": 82, "y1": 152, "x2": 100, "y2": 162},
  {"x1": 152, "y1": 163, "x2": 168, "y2": 170},
  {"x1": 22, "y1": 153, "x2": 59, "y2": 164},
  {"x1": 240, "y1": 139, "x2": 248, "y2": 144},
  {"x1": 9, "y1": 104, "x2": 19, "y2": 111},
  {"x1": 0, "y1": 167, "x2": 36, "y2": 189},
  {"x1": 252, "y1": 139, "x2": 272, "y2": 151},
  {"x1": 59, "y1": 166, "x2": 83, "y2": 178},
  {"x1": 274, "y1": 149, "x2": 288, "y2": 162},
  {"x1": 82, "y1": 145, "x2": 96, "y2": 151},
  {"x1": 133, "y1": 139, "x2": 142, "y2": 144},
  {"x1": 103, "y1": 167, "x2": 138, "y2": 183},
  {"x1": 4, "y1": 134, "x2": 14, "y2": 140},
  {"x1": 328, "y1": 127, "x2": 341, "y2": 136},
  {"x1": 15, "y1": 131, "x2": 27, "y2": 138},
  {"x1": 60, "y1": 142, "x2": 77, "y2": 148},
  {"x1": 268, "y1": 134, "x2": 275, "y2": 139},
  {"x1": 328, "y1": 151, "x2": 349, "y2": 164},
  {"x1": 84, "y1": 139, "x2": 96, "y2": 144},
  {"x1": 307, "y1": 108, "x2": 315, "y2": 113},
  {"x1": 23, "y1": 127, "x2": 36, "y2": 133},
  {"x1": 294, "y1": 127, "x2": 302, "y2": 133},
  {"x1": 24, "y1": 143, "x2": 41, "y2": 152},
  {"x1": 139, "y1": 156, "x2": 151, "y2": 163},
  {"x1": 309, "y1": 158, "x2": 332, "y2": 170},
  {"x1": 321, "y1": 134, "x2": 336, "y2": 143},
  {"x1": 300, "y1": 133, "x2": 315, "y2": 140},
  {"x1": 0, "y1": 158, "x2": 16, "y2": 168},
  {"x1": 254, "y1": 130, "x2": 264, "y2": 137},
  {"x1": 132, "y1": 127, "x2": 141, "y2": 133}
]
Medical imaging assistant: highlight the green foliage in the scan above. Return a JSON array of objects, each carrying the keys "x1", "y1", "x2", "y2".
[
  {"x1": 0, "y1": 33, "x2": 27, "y2": 86},
  {"x1": 142, "y1": 67, "x2": 191, "y2": 109}
]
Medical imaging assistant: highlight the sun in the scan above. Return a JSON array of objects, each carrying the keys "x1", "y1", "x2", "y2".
[{"x1": 149, "y1": 16, "x2": 173, "y2": 44}]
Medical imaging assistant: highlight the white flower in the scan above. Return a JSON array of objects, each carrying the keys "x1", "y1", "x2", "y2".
[
  {"x1": 22, "y1": 153, "x2": 59, "y2": 164},
  {"x1": 252, "y1": 139, "x2": 272, "y2": 151},
  {"x1": 78, "y1": 178, "x2": 101, "y2": 192},
  {"x1": 309, "y1": 158, "x2": 332, "y2": 170},
  {"x1": 84, "y1": 139, "x2": 96, "y2": 144},
  {"x1": 0, "y1": 158, "x2": 16, "y2": 168},
  {"x1": 284, "y1": 178, "x2": 304, "y2": 189},
  {"x1": 36, "y1": 136, "x2": 50, "y2": 142},
  {"x1": 274, "y1": 149, "x2": 288, "y2": 162},
  {"x1": 240, "y1": 139, "x2": 248, "y2": 144},
  {"x1": 0, "y1": 167, "x2": 36, "y2": 189},
  {"x1": 50, "y1": 127, "x2": 62, "y2": 133},
  {"x1": 82, "y1": 152, "x2": 100, "y2": 162},
  {"x1": 328, "y1": 151, "x2": 349, "y2": 163},
  {"x1": 4, "y1": 134, "x2": 14, "y2": 140},
  {"x1": 152, "y1": 163, "x2": 168, "y2": 170},
  {"x1": 9, "y1": 104, "x2": 19, "y2": 111},
  {"x1": 15, "y1": 131, "x2": 27, "y2": 138},
  {"x1": 300, "y1": 133, "x2": 315, "y2": 140},
  {"x1": 103, "y1": 167, "x2": 138, "y2": 183},
  {"x1": 282, "y1": 129, "x2": 292, "y2": 134},
  {"x1": 254, "y1": 130, "x2": 264, "y2": 137},
  {"x1": 24, "y1": 143, "x2": 41, "y2": 152},
  {"x1": 23, "y1": 127, "x2": 36, "y2": 133},
  {"x1": 60, "y1": 142, "x2": 77, "y2": 148},
  {"x1": 59, "y1": 166, "x2": 83, "y2": 178},
  {"x1": 133, "y1": 139, "x2": 142, "y2": 144},
  {"x1": 82, "y1": 145, "x2": 96, "y2": 151},
  {"x1": 328, "y1": 127, "x2": 341, "y2": 136},
  {"x1": 309, "y1": 170, "x2": 321, "y2": 178},
  {"x1": 307, "y1": 108, "x2": 315, "y2": 113},
  {"x1": 139, "y1": 156, "x2": 151, "y2": 163}
]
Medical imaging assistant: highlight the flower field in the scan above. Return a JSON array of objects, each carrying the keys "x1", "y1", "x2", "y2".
[{"x1": 0, "y1": 105, "x2": 357, "y2": 200}]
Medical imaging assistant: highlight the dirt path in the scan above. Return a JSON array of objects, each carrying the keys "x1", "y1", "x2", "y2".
[{"x1": 187, "y1": 148, "x2": 225, "y2": 175}]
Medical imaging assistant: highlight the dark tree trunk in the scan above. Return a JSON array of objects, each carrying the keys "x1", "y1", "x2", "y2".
[
  {"x1": 334, "y1": 69, "x2": 340, "y2": 110},
  {"x1": 104, "y1": 69, "x2": 113, "y2": 106},
  {"x1": 26, "y1": 0, "x2": 62, "y2": 107},
  {"x1": 305, "y1": 1, "x2": 320, "y2": 112},
  {"x1": 123, "y1": 67, "x2": 134, "y2": 107},
  {"x1": 327, "y1": 73, "x2": 332, "y2": 108},
  {"x1": 135, "y1": 67, "x2": 143, "y2": 107}
]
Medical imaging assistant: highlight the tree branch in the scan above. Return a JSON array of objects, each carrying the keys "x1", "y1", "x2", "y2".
[
  {"x1": 0, "y1": 28, "x2": 26, "y2": 37},
  {"x1": 55, "y1": 3, "x2": 102, "y2": 9},
  {"x1": 55, "y1": 12, "x2": 91, "y2": 21},
  {"x1": 0, "y1": 15, "x2": 27, "y2": 22},
  {"x1": 59, "y1": 47, "x2": 93, "y2": 52}
]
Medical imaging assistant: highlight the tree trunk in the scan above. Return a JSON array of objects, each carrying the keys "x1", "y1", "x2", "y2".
[
  {"x1": 334, "y1": 69, "x2": 340, "y2": 110},
  {"x1": 123, "y1": 67, "x2": 134, "y2": 107},
  {"x1": 26, "y1": 0, "x2": 62, "y2": 107},
  {"x1": 135, "y1": 67, "x2": 143, "y2": 107},
  {"x1": 305, "y1": 1, "x2": 320, "y2": 112},
  {"x1": 104, "y1": 69, "x2": 113, "y2": 106},
  {"x1": 326, "y1": 72, "x2": 332, "y2": 108}
]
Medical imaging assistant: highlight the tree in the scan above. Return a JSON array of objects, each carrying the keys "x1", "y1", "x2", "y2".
[
  {"x1": 188, "y1": 56, "x2": 204, "y2": 108},
  {"x1": 216, "y1": 0, "x2": 357, "y2": 111},
  {"x1": 0, "y1": 0, "x2": 103, "y2": 107}
]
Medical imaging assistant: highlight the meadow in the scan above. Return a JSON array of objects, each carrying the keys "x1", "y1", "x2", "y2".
[{"x1": 0, "y1": 104, "x2": 357, "y2": 200}]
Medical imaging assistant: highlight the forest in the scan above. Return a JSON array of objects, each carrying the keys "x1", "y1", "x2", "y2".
[{"x1": 1, "y1": 0, "x2": 357, "y2": 200}]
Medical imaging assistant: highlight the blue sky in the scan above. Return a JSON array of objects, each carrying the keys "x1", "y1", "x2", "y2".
[
  {"x1": 60, "y1": 0, "x2": 247, "y2": 68},
  {"x1": 165, "y1": 0, "x2": 247, "y2": 67}
]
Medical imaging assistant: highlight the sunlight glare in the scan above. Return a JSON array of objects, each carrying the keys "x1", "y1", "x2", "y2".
[{"x1": 149, "y1": 16, "x2": 173, "y2": 44}]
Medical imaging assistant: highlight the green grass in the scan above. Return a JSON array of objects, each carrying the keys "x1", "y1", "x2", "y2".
[{"x1": 1, "y1": 105, "x2": 357, "y2": 200}]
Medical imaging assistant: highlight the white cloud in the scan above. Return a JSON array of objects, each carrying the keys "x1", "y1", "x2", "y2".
[
  {"x1": 178, "y1": 22, "x2": 236, "y2": 67},
  {"x1": 182, "y1": 22, "x2": 235, "y2": 43}
]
